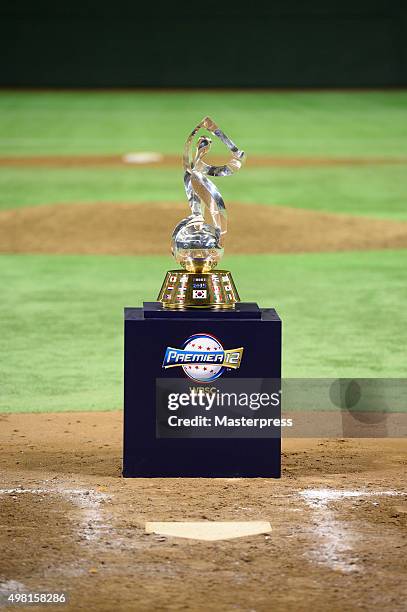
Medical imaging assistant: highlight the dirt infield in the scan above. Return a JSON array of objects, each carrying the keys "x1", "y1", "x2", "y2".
[
  {"x1": 1, "y1": 154, "x2": 407, "y2": 168},
  {"x1": 1, "y1": 201, "x2": 407, "y2": 255},
  {"x1": 0, "y1": 412, "x2": 406, "y2": 611}
]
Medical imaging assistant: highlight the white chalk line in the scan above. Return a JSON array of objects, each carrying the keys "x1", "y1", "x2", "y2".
[
  {"x1": 0, "y1": 487, "x2": 110, "y2": 543},
  {"x1": 0, "y1": 485, "x2": 115, "y2": 592},
  {"x1": 0, "y1": 580, "x2": 27, "y2": 595},
  {"x1": 0, "y1": 488, "x2": 97, "y2": 495},
  {"x1": 4, "y1": 486, "x2": 404, "y2": 577},
  {"x1": 300, "y1": 488, "x2": 404, "y2": 509},
  {"x1": 0, "y1": 487, "x2": 149, "y2": 553},
  {"x1": 299, "y1": 488, "x2": 406, "y2": 573}
]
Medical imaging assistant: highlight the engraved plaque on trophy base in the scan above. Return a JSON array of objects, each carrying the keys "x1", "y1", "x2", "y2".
[{"x1": 158, "y1": 270, "x2": 239, "y2": 309}]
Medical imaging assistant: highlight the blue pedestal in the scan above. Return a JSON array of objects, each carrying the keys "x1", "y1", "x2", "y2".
[{"x1": 123, "y1": 302, "x2": 282, "y2": 478}]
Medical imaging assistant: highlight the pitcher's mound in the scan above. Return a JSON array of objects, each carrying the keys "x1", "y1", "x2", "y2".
[{"x1": 1, "y1": 201, "x2": 407, "y2": 254}]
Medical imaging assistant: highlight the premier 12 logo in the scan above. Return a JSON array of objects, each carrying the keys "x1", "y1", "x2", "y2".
[{"x1": 162, "y1": 333, "x2": 244, "y2": 382}]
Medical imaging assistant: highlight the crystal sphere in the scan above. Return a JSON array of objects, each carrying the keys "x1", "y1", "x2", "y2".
[{"x1": 172, "y1": 215, "x2": 223, "y2": 273}]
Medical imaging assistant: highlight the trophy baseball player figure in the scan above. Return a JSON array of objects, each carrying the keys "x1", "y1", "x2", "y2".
[{"x1": 158, "y1": 116, "x2": 245, "y2": 309}]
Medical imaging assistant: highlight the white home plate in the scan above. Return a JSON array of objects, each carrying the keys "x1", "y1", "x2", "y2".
[
  {"x1": 145, "y1": 521, "x2": 272, "y2": 541},
  {"x1": 122, "y1": 152, "x2": 163, "y2": 164}
]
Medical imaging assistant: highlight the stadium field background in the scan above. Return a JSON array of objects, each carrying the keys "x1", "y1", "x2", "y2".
[{"x1": 1, "y1": 90, "x2": 406, "y2": 412}]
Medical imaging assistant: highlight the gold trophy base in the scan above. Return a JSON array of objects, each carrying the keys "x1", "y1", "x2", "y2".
[{"x1": 158, "y1": 270, "x2": 240, "y2": 309}]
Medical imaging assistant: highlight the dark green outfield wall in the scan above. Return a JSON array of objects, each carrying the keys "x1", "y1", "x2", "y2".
[{"x1": 1, "y1": 0, "x2": 406, "y2": 87}]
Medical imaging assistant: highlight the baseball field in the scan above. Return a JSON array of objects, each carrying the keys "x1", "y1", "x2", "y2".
[{"x1": 0, "y1": 90, "x2": 406, "y2": 610}]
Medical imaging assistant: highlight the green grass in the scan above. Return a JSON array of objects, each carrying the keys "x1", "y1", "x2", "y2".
[
  {"x1": 1, "y1": 90, "x2": 407, "y2": 157},
  {"x1": 1, "y1": 251, "x2": 406, "y2": 413},
  {"x1": 0, "y1": 91, "x2": 406, "y2": 414},
  {"x1": 1, "y1": 164, "x2": 407, "y2": 220}
]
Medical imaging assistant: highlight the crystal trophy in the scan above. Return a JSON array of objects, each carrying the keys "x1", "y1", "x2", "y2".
[{"x1": 157, "y1": 116, "x2": 245, "y2": 309}]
